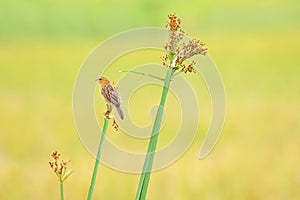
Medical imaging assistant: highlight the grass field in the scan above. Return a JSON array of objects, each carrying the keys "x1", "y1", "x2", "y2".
[{"x1": 0, "y1": 0, "x2": 300, "y2": 199}]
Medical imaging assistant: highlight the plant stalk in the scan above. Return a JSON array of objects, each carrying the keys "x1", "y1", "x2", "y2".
[
  {"x1": 60, "y1": 182, "x2": 64, "y2": 200},
  {"x1": 135, "y1": 68, "x2": 175, "y2": 200},
  {"x1": 87, "y1": 118, "x2": 109, "y2": 200}
]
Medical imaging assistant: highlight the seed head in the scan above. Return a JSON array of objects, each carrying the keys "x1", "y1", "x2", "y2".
[
  {"x1": 49, "y1": 151, "x2": 73, "y2": 183},
  {"x1": 162, "y1": 13, "x2": 208, "y2": 74}
]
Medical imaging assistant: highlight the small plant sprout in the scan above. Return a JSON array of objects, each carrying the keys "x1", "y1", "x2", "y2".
[
  {"x1": 135, "y1": 13, "x2": 208, "y2": 200},
  {"x1": 49, "y1": 151, "x2": 73, "y2": 200}
]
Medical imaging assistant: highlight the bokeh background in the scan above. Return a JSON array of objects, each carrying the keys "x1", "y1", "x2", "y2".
[{"x1": 1, "y1": 0, "x2": 299, "y2": 199}]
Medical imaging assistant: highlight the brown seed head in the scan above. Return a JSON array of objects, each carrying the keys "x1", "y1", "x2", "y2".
[{"x1": 167, "y1": 13, "x2": 182, "y2": 31}]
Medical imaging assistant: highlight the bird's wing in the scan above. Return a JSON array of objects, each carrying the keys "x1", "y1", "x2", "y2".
[
  {"x1": 101, "y1": 85, "x2": 111, "y2": 103},
  {"x1": 110, "y1": 90, "x2": 121, "y2": 107},
  {"x1": 101, "y1": 84, "x2": 120, "y2": 106}
]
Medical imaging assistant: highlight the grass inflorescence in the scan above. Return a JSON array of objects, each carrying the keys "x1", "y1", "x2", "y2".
[{"x1": 49, "y1": 151, "x2": 73, "y2": 200}]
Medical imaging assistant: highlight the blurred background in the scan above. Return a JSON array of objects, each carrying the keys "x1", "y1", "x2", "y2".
[{"x1": 0, "y1": 0, "x2": 299, "y2": 199}]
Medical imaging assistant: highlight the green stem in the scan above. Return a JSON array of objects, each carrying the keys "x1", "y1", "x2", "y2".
[
  {"x1": 60, "y1": 182, "x2": 64, "y2": 200},
  {"x1": 135, "y1": 68, "x2": 175, "y2": 200},
  {"x1": 87, "y1": 118, "x2": 109, "y2": 200}
]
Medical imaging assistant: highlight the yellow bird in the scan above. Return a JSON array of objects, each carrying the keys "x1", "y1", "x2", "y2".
[{"x1": 96, "y1": 77, "x2": 124, "y2": 120}]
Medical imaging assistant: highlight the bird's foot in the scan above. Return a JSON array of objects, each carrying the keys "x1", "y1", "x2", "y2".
[{"x1": 104, "y1": 110, "x2": 113, "y2": 119}]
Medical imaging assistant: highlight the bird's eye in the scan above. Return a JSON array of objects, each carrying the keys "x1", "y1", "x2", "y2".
[{"x1": 99, "y1": 78, "x2": 102, "y2": 80}]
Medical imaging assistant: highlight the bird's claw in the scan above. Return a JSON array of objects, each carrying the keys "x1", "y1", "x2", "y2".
[
  {"x1": 104, "y1": 110, "x2": 112, "y2": 119},
  {"x1": 104, "y1": 105, "x2": 113, "y2": 119}
]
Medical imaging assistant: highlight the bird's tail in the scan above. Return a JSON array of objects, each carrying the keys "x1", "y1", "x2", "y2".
[{"x1": 116, "y1": 106, "x2": 124, "y2": 120}]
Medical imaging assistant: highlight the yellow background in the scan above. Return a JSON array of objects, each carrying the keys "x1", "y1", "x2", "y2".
[{"x1": 0, "y1": 0, "x2": 299, "y2": 199}]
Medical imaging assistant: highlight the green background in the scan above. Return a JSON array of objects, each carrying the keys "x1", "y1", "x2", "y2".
[{"x1": 1, "y1": 0, "x2": 299, "y2": 199}]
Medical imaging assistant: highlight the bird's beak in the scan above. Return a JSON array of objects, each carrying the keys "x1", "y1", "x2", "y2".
[{"x1": 95, "y1": 78, "x2": 100, "y2": 81}]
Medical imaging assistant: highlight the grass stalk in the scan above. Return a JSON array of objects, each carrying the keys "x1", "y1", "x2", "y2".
[
  {"x1": 60, "y1": 182, "x2": 64, "y2": 200},
  {"x1": 87, "y1": 118, "x2": 109, "y2": 200},
  {"x1": 135, "y1": 68, "x2": 175, "y2": 200}
]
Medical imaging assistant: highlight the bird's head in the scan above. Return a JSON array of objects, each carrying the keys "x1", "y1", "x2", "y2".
[{"x1": 96, "y1": 77, "x2": 110, "y2": 87}]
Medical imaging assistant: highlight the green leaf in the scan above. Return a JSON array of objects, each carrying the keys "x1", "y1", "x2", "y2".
[{"x1": 168, "y1": 52, "x2": 176, "y2": 62}]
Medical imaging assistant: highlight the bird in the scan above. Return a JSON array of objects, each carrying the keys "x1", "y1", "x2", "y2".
[{"x1": 96, "y1": 77, "x2": 124, "y2": 120}]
